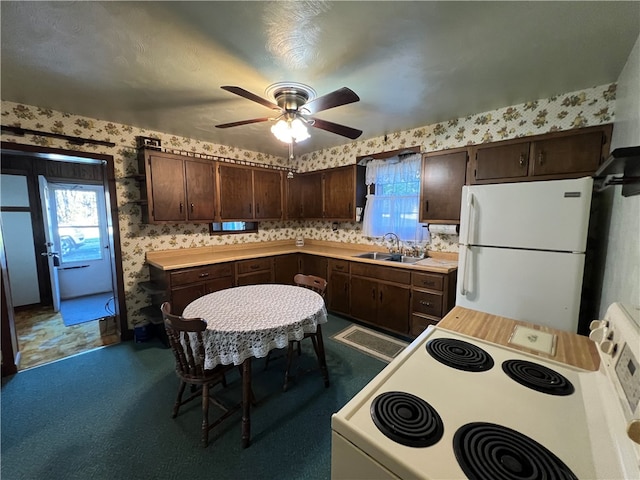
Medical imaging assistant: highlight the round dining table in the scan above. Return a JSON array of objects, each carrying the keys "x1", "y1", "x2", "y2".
[{"x1": 183, "y1": 284, "x2": 328, "y2": 448}]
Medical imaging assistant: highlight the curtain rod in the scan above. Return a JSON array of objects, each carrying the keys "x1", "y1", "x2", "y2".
[{"x1": 1, "y1": 125, "x2": 116, "y2": 148}]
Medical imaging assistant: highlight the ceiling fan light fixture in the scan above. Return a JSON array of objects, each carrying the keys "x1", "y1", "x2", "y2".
[{"x1": 271, "y1": 117, "x2": 310, "y2": 143}]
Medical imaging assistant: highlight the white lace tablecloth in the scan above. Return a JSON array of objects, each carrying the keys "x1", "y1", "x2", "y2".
[{"x1": 182, "y1": 284, "x2": 328, "y2": 369}]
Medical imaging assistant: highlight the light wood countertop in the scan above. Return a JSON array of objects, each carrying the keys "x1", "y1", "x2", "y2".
[
  {"x1": 437, "y1": 306, "x2": 600, "y2": 371},
  {"x1": 145, "y1": 239, "x2": 458, "y2": 274}
]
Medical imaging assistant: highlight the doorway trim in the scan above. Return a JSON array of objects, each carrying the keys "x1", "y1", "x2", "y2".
[{"x1": 1, "y1": 142, "x2": 129, "y2": 374}]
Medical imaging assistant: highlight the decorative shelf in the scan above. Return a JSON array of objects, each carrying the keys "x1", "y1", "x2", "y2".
[
  {"x1": 124, "y1": 174, "x2": 146, "y2": 182},
  {"x1": 594, "y1": 146, "x2": 640, "y2": 196},
  {"x1": 138, "y1": 280, "x2": 164, "y2": 295}
]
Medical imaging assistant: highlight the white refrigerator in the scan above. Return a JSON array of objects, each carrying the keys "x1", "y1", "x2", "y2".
[{"x1": 456, "y1": 177, "x2": 593, "y2": 333}]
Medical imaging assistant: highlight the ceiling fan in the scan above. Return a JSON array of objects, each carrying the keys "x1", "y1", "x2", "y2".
[{"x1": 215, "y1": 82, "x2": 363, "y2": 142}]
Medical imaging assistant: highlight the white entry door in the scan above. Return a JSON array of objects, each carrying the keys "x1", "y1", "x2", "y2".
[
  {"x1": 47, "y1": 182, "x2": 113, "y2": 299},
  {"x1": 38, "y1": 175, "x2": 61, "y2": 311}
]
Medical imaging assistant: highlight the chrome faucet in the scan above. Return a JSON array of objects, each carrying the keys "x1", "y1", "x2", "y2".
[{"x1": 382, "y1": 232, "x2": 401, "y2": 254}]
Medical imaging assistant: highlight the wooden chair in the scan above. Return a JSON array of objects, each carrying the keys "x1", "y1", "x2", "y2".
[
  {"x1": 282, "y1": 274, "x2": 330, "y2": 391},
  {"x1": 161, "y1": 302, "x2": 238, "y2": 447}
]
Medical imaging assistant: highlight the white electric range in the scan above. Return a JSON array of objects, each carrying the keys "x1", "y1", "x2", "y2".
[{"x1": 331, "y1": 303, "x2": 640, "y2": 479}]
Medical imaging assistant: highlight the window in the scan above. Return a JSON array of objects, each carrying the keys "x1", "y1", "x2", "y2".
[
  {"x1": 361, "y1": 153, "x2": 426, "y2": 242},
  {"x1": 210, "y1": 221, "x2": 258, "y2": 235},
  {"x1": 51, "y1": 184, "x2": 103, "y2": 263}
]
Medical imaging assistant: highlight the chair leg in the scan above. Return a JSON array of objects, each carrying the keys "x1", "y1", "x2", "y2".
[
  {"x1": 314, "y1": 326, "x2": 330, "y2": 388},
  {"x1": 173, "y1": 381, "x2": 187, "y2": 418},
  {"x1": 201, "y1": 383, "x2": 210, "y2": 447},
  {"x1": 283, "y1": 341, "x2": 295, "y2": 392}
]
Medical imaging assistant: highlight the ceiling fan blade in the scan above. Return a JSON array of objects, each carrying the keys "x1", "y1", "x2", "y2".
[
  {"x1": 215, "y1": 117, "x2": 272, "y2": 129},
  {"x1": 301, "y1": 87, "x2": 360, "y2": 115},
  {"x1": 221, "y1": 86, "x2": 280, "y2": 110},
  {"x1": 310, "y1": 118, "x2": 363, "y2": 140}
]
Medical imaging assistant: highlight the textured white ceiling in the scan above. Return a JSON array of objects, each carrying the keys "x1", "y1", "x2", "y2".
[{"x1": 1, "y1": 1, "x2": 639, "y2": 158}]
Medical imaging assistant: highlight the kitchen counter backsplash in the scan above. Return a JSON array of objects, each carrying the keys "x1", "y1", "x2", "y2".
[{"x1": 1, "y1": 82, "x2": 615, "y2": 326}]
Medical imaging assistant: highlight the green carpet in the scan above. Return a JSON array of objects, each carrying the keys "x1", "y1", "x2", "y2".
[{"x1": 1, "y1": 314, "x2": 387, "y2": 480}]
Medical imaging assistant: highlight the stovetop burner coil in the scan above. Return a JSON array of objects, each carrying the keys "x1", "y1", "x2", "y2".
[
  {"x1": 453, "y1": 422, "x2": 578, "y2": 480},
  {"x1": 502, "y1": 359, "x2": 575, "y2": 396},
  {"x1": 426, "y1": 338, "x2": 494, "y2": 372},
  {"x1": 370, "y1": 391, "x2": 444, "y2": 447}
]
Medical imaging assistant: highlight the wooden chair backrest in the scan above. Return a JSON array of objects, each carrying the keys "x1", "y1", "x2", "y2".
[
  {"x1": 161, "y1": 302, "x2": 208, "y2": 379},
  {"x1": 293, "y1": 274, "x2": 327, "y2": 297}
]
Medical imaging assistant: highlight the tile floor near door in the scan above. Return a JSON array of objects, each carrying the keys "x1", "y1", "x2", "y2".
[{"x1": 14, "y1": 305, "x2": 120, "y2": 370}]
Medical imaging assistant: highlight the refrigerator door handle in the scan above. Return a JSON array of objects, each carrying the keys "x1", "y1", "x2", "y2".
[
  {"x1": 459, "y1": 191, "x2": 474, "y2": 296},
  {"x1": 459, "y1": 245, "x2": 470, "y2": 295},
  {"x1": 463, "y1": 191, "x2": 474, "y2": 246}
]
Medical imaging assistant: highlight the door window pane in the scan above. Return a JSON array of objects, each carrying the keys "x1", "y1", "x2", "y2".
[{"x1": 53, "y1": 187, "x2": 102, "y2": 263}]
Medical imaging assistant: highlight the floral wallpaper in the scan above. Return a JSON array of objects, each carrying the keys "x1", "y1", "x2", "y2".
[{"x1": 1, "y1": 83, "x2": 616, "y2": 326}]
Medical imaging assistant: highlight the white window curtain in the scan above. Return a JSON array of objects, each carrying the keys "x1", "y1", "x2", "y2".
[{"x1": 362, "y1": 153, "x2": 425, "y2": 242}]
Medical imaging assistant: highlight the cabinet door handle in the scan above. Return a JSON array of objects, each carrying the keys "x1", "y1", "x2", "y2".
[
  {"x1": 336, "y1": 265, "x2": 345, "y2": 271},
  {"x1": 249, "y1": 264, "x2": 260, "y2": 270},
  {"x1": 423, "y1": 281, "x2": 435, "y2": 287},
  {"x1": 179, "y1": 202, "x2": 184, "y2": 213},
  {"x1": 538, "y1": 151, "x2": 545, "y2": 165},
  {"x1": 199, "y1": 273, "x2": 210, "y2": 278},
  {"x1": 256, "y1": 203, "x2": 260, "y2": 214},
  {"x1": 379, "y1": 291, "x2": 383, "y2": 302},
  {"x1": 190, "y1": 203, "x2": 194, "y2": 213},
  {"x1": 518, "y1": 154, "x2": 527, "y2": 167},
  {"x1": 371, "y1": 288, "x2": 376, "y2": 300},
  {"x1": 420, "y1": 301, "x2": 431, "y2": 306},
  {"x1": 424, "y1": 200, "x2": 429, "y2": 212},
  {"x1": 249, "y1": 203, "x2": 252, "y2": 214}
]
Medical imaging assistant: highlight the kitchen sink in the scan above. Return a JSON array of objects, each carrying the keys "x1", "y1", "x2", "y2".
[
  {"x1": 353, "y1": 251, "x2": 392, "y2": 260},
  {"x1": 385, "y1": 255, "x2": 422, "y2": 264},
  {"x1": 353, "y1": 252, "x2": 422, "y2": 264}
]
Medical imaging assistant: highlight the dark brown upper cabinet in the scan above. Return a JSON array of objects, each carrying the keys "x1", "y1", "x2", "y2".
[
  {"x1": 323, "y1": 166, "x2": 359, "y2": 220},
  {"x1": 530, "y1": 130, "x2": 604, "y2": 177},
  {"x1": 217, "y1": 164, "x2": 282, "y2": 221},
  {"x1": 470, "y1": 125, "x2": 612, "y2": 185},
  {"x1": 139, "y1": 149, "x2": 216, "y2": 223},
  {"x1": 252, "y1": 169, "x2": 283, "y2": 220},
  {"x1": 285, "y1": 165, "x2": 365, "y2": 221},
  {"x1": 419, "y1": 150, "x2": 468, "y2": 224}
]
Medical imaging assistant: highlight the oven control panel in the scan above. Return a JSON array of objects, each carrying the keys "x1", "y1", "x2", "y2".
[
  {"x1": 615, "y1": 343, "x2": 640, "y2": 414},
  {"x1": 593, "y1": 302, "x2": 640, "y2": 458}
]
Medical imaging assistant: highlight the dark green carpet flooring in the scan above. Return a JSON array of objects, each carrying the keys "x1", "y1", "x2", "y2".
[{"x1": 1, "y1": 314, "x2": 387, "y2": 480}]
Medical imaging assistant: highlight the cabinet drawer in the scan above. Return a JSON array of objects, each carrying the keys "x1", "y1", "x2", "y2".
[
  {"x1": 236, "y1": 257, "x2": 272, "y2": 274},
  {"x1": 170, "y1": 263, "x2": 234, "y2": 286},
  {"x1": 412, "y1": 272, "x2": 444, "y2": 291},
  {"x1": 351, "y1": 263, "x2": 411, "y2": 284},
  {"x1": 411, "y1": 314, "x2": 439, "y2": 337},
  {"x1": 237, "y1": 271, "x2": 273, "y2": 286},
  {"x1": 412, "y1": 290, "x2": 443, "y2": 317},
  {"x1": 329, "y1": 259, "x2": 350, "y2": 273}
]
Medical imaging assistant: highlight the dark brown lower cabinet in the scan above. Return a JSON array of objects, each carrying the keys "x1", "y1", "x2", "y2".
[
  {"x1": 300, "y1": 254, "x2": 328, "y2": 279},
  {"x1": 171, "y1": 277, "x2": 232, "y2": 315},
  {"x1": 148, "y1": 263, "x2": 234, "y2": 315},
  {"x1": 273, "y1": 254, "x2": 300, "y2": 285},
  {"x1": 145, "y1": 253, "x2": 456, "y2": 339},
  {"x1": 236, "y1": 257, "x2": 273, "y2": 286},
  {"x1": 327, "y1": 259, "x2": 350, "y2": 316},
  {"x1": 350, "y1": 264, "x2": 411, "y2": 336},
  {"x1": 410, "y1": 270, "x2": 457, "y2": 337}
]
